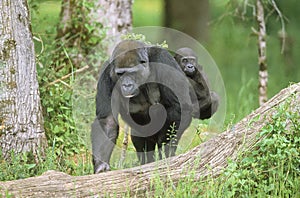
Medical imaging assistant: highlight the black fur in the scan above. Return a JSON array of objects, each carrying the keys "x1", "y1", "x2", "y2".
[{"x1": 92, "y1": 40, "x2": 193, "y2": 173}]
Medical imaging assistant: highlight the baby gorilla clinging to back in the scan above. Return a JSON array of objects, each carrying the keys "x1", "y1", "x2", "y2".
[{"x1": 174, "y1": 47, "x2": 219, "y2": 119}]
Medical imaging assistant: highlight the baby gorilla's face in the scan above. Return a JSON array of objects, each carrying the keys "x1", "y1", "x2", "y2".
[{"x1": 180, "y1": 56, "x2": 197, "y2": 76}]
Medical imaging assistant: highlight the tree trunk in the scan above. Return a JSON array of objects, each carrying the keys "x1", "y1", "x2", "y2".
[
  {"x1": 164, "y1": 0, "x2": 209, "y2": 42},
  {"x1": 0, "y1": 0, "x2": 47, "y2": 161},
  {"x1": 54, "y1": 0, "x2": 133, "y2": 70},
  {"x1": 256, "y1": 0, "x2": 268, "y2": 106},
  {"x1": 1, "y1": 82, "x2": 299, "y2": 197},
  {"x1": 94, "y1": 0, "x2": 133, "y2": 37},
  {"x1": 57, "y1": 0, "x2": 133, "y2": 40}
]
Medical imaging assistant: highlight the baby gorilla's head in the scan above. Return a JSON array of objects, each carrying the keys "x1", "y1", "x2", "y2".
[{"x1": 174, "y1": 47, "x2": 199, "y2": 77}]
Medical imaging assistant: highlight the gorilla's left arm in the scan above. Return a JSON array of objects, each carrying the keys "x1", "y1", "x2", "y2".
[
  {"x1": 192, "y1": 69, "x2": 219, "y2": 119},
  {"x1": 148, "y1": 46, "x2": 193, "y2": 133}
]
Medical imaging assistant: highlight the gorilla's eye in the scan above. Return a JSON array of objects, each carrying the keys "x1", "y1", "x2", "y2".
[
  {"x1": 190, "y1": 59, "x2": 196, "y2": 64},
  {"x1": 182, "y1": 58, "x2": 188, "y2": 63},
  {"x1": 116, "y1": 71, "x2": 125, "y2": 77},
  {"x1": 140, "y1": 60, "x2": 147, "y2": 64}
]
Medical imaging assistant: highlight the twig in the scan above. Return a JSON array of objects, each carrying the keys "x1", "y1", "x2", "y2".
[
  {"x1": 270, "y1": 0, "x2": 286, "y2": 54},
  {"x1": 46, "y1": 65, "x2": 89, "y2": 87},
  {"x1": 33, "y1": 35, "x2": 44, "y2": 55},
  {"x1": 119, "y1": 124, "x2": 130, "y2": 168}
]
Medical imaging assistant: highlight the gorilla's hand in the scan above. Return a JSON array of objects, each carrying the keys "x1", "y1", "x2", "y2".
[{"x1": 94, "y1": 161, "x2": 111, "y2": 174}]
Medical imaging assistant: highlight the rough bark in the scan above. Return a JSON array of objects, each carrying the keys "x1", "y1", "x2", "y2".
[
  {"x1": 1, "y1": 82, "x2": 299, "y2": 197},
  {"x1": 164, "y1": 0, "x2": 209, "y2": 42},
  {"x1": 94, "y1": 0, "x2": 133, "y2": 38},
  {"x1": 0, "y1": 0, "x2": 47, "y2": 160},
  {"x1": 256, "y1": 0, "x2": 268, "y2": 106}
]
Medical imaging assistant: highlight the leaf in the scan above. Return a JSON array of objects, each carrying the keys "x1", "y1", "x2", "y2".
[
  {"x1": 47, "y1": 107, "x2": 54, "y2": 112},
  {"x1": 26, "y1": 164, "x2": 36, "y2": 170}
]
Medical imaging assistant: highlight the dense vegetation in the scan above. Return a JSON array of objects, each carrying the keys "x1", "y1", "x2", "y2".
[
  {"x1": 136, "y1": 98, "x2": 300, "y2": 197},
  {"x1": 1, "y1": 0, "x2": 299, "y2": 196}
]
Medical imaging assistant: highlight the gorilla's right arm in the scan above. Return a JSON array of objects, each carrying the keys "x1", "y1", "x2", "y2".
[{"x1": 92, "y1": 62, "x2": 119, "y2": 174}]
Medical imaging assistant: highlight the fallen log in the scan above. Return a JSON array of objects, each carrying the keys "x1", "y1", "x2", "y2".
[{"x1": 1, "y1": 82, "x2": 299, "y2": 197}]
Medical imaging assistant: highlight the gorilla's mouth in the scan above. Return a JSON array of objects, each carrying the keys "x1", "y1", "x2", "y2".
[
  {"x1": 121, "y1": 88, "x2": 140, "y2": 98},
  {"x1": 124, "y1": 94, "x2": 135, "y2": 98},
  {"x1": 184, "y1": 67, "x2": 195, "y2": 73}
]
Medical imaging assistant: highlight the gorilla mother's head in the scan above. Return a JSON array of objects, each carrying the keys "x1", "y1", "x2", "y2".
[{"x1": 110, "y1": 40, "x2": 150, "y2": 98}]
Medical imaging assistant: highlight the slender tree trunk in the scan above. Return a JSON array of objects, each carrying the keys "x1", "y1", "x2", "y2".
[
  {"x1": 1, "y1": 82, "x2": 299, "y2": 197},
  {"x1": 0, "y1": 0, "x2": 47, "y2": 161},
  {"x1": 256, "y1": 0, "x2": 268, "y2": 106}
]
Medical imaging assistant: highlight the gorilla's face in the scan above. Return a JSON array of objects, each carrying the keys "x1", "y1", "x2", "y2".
[
  {"x1": 112, "y1": 47, "x2": 150, "y2": 98},
  {"x1": 174, "y1": 47, "x2": 199, "y2": 77},
  {"x1": 179, "y1": 56, "x2": 197, "y2": 75}
]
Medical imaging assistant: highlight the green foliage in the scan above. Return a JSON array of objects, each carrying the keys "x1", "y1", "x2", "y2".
[
  {"x1": 120, "y1": 97, "x2": 300, "y2": 197},
  {"x1": 0, "y1": 151, "x2": 38, "y2": 181},
  {"x1": 195, "y1": 123, "x2": 208, "y2": 143},
  {"x1": 30, "y1": 0, "x2": 106, "y2": 173},
  {"x1": 207, "y1": 0, "x2": 300, "y2": 124},
  {"x1": 121, "y1": 33, "x2": 168, "y2": 48},
  {"x1": 51, "y1": 1, "x2": 105, "y2": 69},
  {"x1": 0, "y1": 147, "x2": 93, "y2": 181},
  {"x1": 219, "y1": 97, "x2": 300, "y2": 197},
  {"x1": 35, "y1": 43, "x2": 89, "y2": 170},
  {"x1": 40, "y1": 84, "x2": 81, "y2": 155},
  {"x1": 29, "y1": 0, "x2": 60, "y2": 50}
]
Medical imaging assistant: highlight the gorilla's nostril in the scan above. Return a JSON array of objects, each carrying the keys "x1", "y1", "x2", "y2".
[
  {"x1": 127, "y1": 84, "x2": 133, "y2": 87},
  {"x1": 123, "y1": 83, "x2": 133, "y2": 89}
]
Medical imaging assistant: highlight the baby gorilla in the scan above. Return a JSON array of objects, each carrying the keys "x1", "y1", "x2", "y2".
[{"x1": 174, "y1": 47, "x2": 219, "y2": 119}]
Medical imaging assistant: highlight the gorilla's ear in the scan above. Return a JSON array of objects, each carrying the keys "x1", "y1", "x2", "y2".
[{"x1": 109, "y1": 61, "x2": 118, "y2": 82}]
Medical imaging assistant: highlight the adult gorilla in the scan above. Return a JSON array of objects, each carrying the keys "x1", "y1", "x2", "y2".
[{"x1": 91, "y1": 40, "x2": 194, "y2": 174}]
